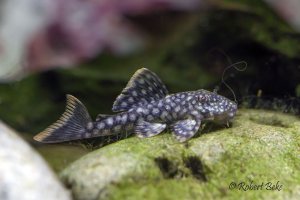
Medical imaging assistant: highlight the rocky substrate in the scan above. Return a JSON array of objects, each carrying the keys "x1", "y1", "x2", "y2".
[
  {"x1": 60, "y1": 109, "x2": 300, "y2": 200},
  {"x1": 0, "y1": 121, "x2": 71, "y2": 200}
]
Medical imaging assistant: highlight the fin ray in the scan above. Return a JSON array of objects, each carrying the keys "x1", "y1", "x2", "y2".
[
  {"x1": 170, "y1": 119, "x2": 201, "y2": 142},
  {"x1": 33, "y1": 95, "x2": 92, "y2": 143},
  {"x1": 135, "y1": 120, "x2": 166, "y2": 138},
  {"x1": 112, "y1": 68, "x2": 168, "y2": 112}
]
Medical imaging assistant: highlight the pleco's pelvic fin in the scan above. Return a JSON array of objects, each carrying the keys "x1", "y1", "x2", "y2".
[
  {"x1": 112, "y1": 68, "x2": 169, "y2": 112},
  {"x1": 33, "y1": 95, "x2": 92, "y2": 143},
  {"x1": 135, "y1": 120, "x2": 166, "y2": 138},
  {"x1": 170, "y1": 119, "x2": 201, "y2": 142}
]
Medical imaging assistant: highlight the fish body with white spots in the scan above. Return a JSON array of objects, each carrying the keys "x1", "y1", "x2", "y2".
[{"x1": 34, "y1": 68, "x2": 237, "y2": 143}]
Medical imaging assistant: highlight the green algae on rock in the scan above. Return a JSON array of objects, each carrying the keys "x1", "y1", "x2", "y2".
[{"x1": 60, "y1": 109, "x2": 300, "y2": 200}]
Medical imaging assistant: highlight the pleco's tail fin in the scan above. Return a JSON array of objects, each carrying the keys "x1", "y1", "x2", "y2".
[{"x1": 34, "y1": 95, "x2": 92, "y2": 143}]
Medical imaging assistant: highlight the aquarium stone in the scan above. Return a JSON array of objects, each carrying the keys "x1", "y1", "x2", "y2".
[
  {"x1": 0, "y1": 121, "x2": 71, "y2": 200},
  {"x1": 60, "y1": 109, "x2": 300, "y2": 200}
]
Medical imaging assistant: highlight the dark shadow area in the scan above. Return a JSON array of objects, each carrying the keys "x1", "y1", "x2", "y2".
[
  {"x1": 154, "y1": 157, "x2": 182, "y2": 179},
  {"x1": 198, "y1": 121, "x2": 230, "y2": 136},
  {"x1": 248, "y1": 116, "x2": 288, "y2": 128},
  {"x1": 184, "y1": 156, "x2": 207, "y2": 182}
]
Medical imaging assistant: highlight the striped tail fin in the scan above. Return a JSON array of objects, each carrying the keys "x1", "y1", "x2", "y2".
[{"x1": 34, "y1": 95, "x2": 92, "y2": 143}]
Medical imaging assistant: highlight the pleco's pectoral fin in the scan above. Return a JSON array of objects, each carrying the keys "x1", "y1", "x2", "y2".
[
  {"x1": 170, "y1": 119, "x2": 201, "y2": 142},
  {"x1": 135, "y1": 120, "x2": 166, "y2": 138}
]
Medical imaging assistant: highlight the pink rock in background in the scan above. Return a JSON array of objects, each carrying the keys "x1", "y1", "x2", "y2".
[
  {"x1": 264, "y1": 0, "x2": 300, "y2": 31},
  {"x1": 0, "y1": 0, "x2": 202, "y2": 81}
]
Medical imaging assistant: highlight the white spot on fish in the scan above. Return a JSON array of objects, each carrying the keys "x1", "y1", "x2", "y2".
[
  {"x1": 158, "y1": 101, "x2": 163, "y2": 107},
  {"x1": 136, "y1": 107, "x2": 144, "y2": 113},
  {"x1": 87, "y1": 122, "x2": 93, "y2": 130},
  {"x1": 189, "y1": 120, "x2": 196, "y2": 126},
  {"x1": 107, "y1": 118, "x2": 114, "y2": 125},
  {"x1": 147, "y1": 115, "x2": 154, "y2": 121},
  {"x1": 122, "y1": 114, "x2": 127, "y2": 122},
  {"x1": 142, "y1": 89, "x2": 146, "y2": 94},
  {"x1": 138, "y1": 79, "x2": 145, "y2": 84},
  {"x1": 129, "y1": 114, "x2": 136, "y2": 121},
  {"x1": 128, "y1": 97, "x2": 134, "y2": 103},
  {"x1": 165, "y1": 105, "x2": 171, "y2": 110},
  {"x1": 175, "y1": 106, "x2": 180, "y2": 112},
  {"x1": 121, "y1": 102, "x2": 127, "y2": 107},
  {"x1": 181, "y1": 108, "x2": 187, "y2": 115},
  {"x1": 152, "y1": 108, "x2": 160, "y2": 115},
  {"x1": 132, "y1": 91, "x2": 138, "y2": 97},
  {"x1": 191, "y1": 110, "x2": 199, "y2": 116},
  {"x1": 142, "y1": 109, "x2": 149, "y2": 115},
  {"x1": 97, "y1": 122, "x2": 105, "y2": 129},
  {"x1": 116, "y1": 115, "x2": 122, "y2": 122}
]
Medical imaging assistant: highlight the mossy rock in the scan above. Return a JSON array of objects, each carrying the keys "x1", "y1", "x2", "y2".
[{"x1": 60, "y1": 109, "x2": 300, "y2": 200}]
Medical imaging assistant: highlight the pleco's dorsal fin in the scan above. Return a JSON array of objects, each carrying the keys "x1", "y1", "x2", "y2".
[{"x1": 112, "y1": 68, "x2": 168, "y2": 112}]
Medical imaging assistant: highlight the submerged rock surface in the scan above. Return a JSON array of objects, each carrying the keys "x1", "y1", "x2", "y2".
[
  {"x1": 61, "y1": 109, "x2": 300, "y2": 200},
  {"x1": 0, "y1": 121, "x2": 71, "y2": 200}
]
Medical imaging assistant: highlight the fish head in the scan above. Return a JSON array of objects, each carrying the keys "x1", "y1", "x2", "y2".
[{"x1": 194, "y1": 89, "x2": 237, "y2": 124}]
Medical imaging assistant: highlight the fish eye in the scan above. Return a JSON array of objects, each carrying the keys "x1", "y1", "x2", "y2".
[{"x1": 197, "y1": 95, "x2": 209, "y2": 102}]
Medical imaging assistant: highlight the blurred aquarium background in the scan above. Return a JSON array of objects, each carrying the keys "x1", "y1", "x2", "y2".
[{"x1": 0, "y1": 0, "x2": 300, "y2": 172}]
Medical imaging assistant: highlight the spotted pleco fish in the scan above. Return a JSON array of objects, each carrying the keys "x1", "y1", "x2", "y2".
[{"x1": 34, "y1": 68, "x2": 237, "y2": 143}]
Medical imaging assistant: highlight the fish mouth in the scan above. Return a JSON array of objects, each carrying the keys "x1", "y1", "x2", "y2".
[{"x1": 212, "y1": 110, "x2": 236, "y2": 124}]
